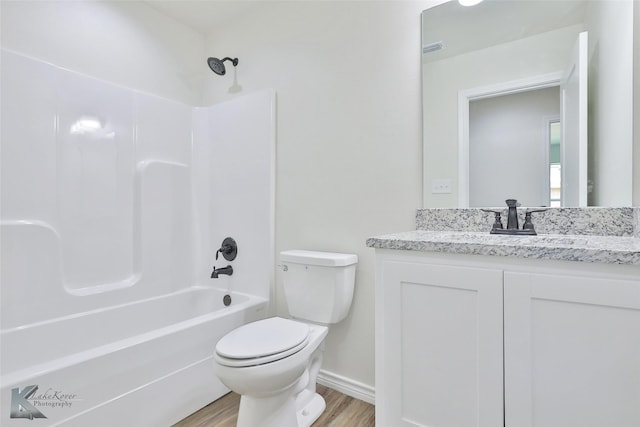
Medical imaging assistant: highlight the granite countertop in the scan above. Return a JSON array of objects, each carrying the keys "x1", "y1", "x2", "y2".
[
  {"x1": 367, "y1": 207, "x2": 640, "y2": 265},
  {"x1": 366, "y1": 230, "x2": 640, "y2": 265}
]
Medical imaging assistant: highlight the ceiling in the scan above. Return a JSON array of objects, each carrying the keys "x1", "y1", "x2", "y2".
[
  {"x1": 146, "y1": 0, "x2": 588, "y2": 55},
  {"x1": 144, "y1": 1, "x2": 266, "y2": 34},
  {"x1": 144, "y1": 0, "x2": 429, "y2": 35}
]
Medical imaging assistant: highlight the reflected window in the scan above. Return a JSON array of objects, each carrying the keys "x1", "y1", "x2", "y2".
[{"x1": 549, "y1": 121, "x2": 561, "y2": 207}]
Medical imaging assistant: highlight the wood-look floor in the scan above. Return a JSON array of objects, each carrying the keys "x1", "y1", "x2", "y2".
[{"x1": 172, "y1": 384, "x2": 374, "y2": 427}]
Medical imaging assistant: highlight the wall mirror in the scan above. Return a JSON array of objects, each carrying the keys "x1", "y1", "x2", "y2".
[{"x1": 422, "y1": 0, "x2": 634, "y2": 208}]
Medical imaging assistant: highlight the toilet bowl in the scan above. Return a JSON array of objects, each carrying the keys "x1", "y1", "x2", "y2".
[
  {"x1": 214, "y1": 317, "x2": 328, "y2": 427},
  {"x1": 212, "y1": 250, "x2": 357, "y2": 427}
]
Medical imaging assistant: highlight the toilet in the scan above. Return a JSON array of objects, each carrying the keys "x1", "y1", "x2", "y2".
[{"x1": 213, "y1": 250, "x2": 358, "y2": 427}]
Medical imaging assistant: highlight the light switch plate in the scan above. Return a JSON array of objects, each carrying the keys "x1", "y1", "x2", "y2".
[{"x1": 431, "y1": 179, "x2": 452, "y2": 194}]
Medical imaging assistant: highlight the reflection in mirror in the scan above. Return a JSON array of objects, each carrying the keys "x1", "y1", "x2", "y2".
[
  {"x1": 549, "y1": 120, "x2": 562, "y2": 207},
  {"x1": 422, "y1": 0, "x2": 634, "y2": 208},
  {"x1": 468, "y1": 87, "x2": 560, "y2": 207}
]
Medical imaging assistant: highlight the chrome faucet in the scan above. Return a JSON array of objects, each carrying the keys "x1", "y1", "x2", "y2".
[{"x1": 211, "y1": 265, "x2": 233, "y2": 278}]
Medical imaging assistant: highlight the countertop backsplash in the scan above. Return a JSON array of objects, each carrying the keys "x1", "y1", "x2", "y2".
[{"x1": 416, "y1": 207, "x2": 637, "y2": 237}]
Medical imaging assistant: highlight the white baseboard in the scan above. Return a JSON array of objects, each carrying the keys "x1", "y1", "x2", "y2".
[{"x1": 317, "y1": 370, "x2": 375, "y2": 405}]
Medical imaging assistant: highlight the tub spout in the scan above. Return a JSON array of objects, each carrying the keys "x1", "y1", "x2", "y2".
[{"x1": 211, "y1": 265, "x2": 233, "y2": 278}]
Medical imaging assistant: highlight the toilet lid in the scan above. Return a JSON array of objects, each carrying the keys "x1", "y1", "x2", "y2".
[{"x1": 216, "y1": 317, "x2": 310, "y2": 361}]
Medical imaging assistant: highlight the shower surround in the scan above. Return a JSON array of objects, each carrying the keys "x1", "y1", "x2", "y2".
[{"x1": 0, "y1": 50, "x2": 275, "y2": 426}]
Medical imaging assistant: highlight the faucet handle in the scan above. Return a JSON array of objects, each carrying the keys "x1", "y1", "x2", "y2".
[
  {"x1": 522, "y1": 208, "x2": 548, "y2": 232},
  {"x1": 216, "y1": 237, "x2": 238, "y2": 261},
  {"x1": 526, "y1": 208, "x2": 548, "y2": 214},
  {"x1": 215, "y1": 245, "x2": 228, "y2": 260},
  {"x1": 481, "y1": 209, "x2": 504, "y2": 230},
  {"x1": 482, "y1": 208, "x2": 504, "y2": 214}
]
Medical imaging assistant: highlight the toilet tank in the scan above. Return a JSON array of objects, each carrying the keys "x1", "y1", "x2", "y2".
[{"x1": 280, "y1": 250, "x2": 357, "y2": 324}]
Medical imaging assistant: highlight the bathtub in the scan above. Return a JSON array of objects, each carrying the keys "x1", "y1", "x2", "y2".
[{"x1": 0, "y1": 287, "x2": 268, "y2": 426}]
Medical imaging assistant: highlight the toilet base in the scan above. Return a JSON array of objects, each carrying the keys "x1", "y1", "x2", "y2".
[
  {"x1": 237, "y1": 391, "x2": 298, "y2": 427},
  {"x1": 296, "y1": 389, "x2": 326, "y2": 427},
  {"x1": 235, "y1": 388, "x2": 326, "y2": 427}
]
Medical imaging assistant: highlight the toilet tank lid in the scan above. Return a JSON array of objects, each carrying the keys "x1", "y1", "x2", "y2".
[{"x1": 280, "y1": 250, "x2": 357, "y2": 267}]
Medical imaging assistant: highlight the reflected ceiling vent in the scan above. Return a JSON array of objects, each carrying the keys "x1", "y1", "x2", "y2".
[{"x1": 422, "y1": 41, "x2": 444, "y2": 54}]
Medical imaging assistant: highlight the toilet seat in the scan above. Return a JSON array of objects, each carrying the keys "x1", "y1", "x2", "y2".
[{"x1": 215, "y1": 317, "x2": 310, "y2": 368}]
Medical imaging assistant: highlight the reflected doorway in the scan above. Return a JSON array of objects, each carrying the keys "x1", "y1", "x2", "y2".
[{"x1": 468, "y1": 86, "x2": 560, "y2": 207}]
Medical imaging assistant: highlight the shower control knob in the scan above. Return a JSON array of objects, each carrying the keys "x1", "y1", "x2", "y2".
[{"x1": 216, "y1": 237, "x2": 237, "y2": 261}]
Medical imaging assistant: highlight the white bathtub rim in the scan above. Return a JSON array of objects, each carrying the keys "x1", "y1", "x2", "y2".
[
  {"x1": 1, "y1": 285, "x2": 244, "y2": 334},
  {"x1": 1, "y1": 290, "x2": 267, "y2": 388}
]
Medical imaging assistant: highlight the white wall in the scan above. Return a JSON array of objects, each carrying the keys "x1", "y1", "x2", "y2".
[
  {"x1": 0, "y1": 1, "x2": 205, "y2": 105},
  {"x1": 202, "y1": 1, "x2": 426, "y2": 393},
  {"x1": 585, "y1": 0, "x2": 634, "y2": 206}
]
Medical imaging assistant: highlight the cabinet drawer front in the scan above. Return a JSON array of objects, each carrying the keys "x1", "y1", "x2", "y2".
[{"x1": 377, "y1": 261, "x2": 503, "y2": 427}]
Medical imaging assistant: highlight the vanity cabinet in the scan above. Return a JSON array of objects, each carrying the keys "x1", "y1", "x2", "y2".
[{"x1": 375, "y1": 250, "x2": 640, "y2": 427}]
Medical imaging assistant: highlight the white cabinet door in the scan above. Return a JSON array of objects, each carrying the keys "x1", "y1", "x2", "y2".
[
  {"x1": 376, "y1": 259, "x2": 504, "y2": 427},
  {"x1": 504, "y1": 271, "x2": 640, "y2": 427}
]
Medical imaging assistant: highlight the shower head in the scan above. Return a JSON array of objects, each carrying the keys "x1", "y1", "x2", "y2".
[{"x1": 207, "y1": 57, "x2": 239, "y2": 76}]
